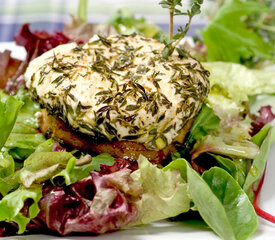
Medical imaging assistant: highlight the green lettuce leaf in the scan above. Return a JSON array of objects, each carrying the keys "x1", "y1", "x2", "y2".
[
  {"x1": 209, "y1": 153, "x2": 247, "y2": 187},
  {"x1": 207, "y1": 93, "x2": 244, "y2": 118},
  {"x1": 202, "y1": 0, "x2": 274, "y2": 64},
  {"x1": 15, "y1": 88, "x2": 41, "y2": 120},
  {"x1": 0, "y1": 92, "x2": 23, "y2": 150},
  {"x1": 192, "y1": 134, "x2": 259, "y2": 160},
  {"x1": 0, "y1": 151, "x2": 15, "y2": 178},
  {"x1": 201, "y1": 167, "x2": 257, "y2": 240},
  {"x1": 203, "y1": 62, "x2": 275, "y2": 108},
  {"x1": 203, "y1": 62, "x2": 275, "y2": 127},
  {"x1": 5, "y1": 133, "x2": 46, "y2": 150},
  {"x1": 107, "y1": 8, "x2": 167, "y2": 40},
  {"x1": 243, "y1": 125, "x2": 274, "y2": 200},
  {"x1": 128, "y1": 155, "x2": 191, "y2": 226},
  {"x1": 272, "y1": 126, "x2": 275, "y2": 145},
  {"x1": 2, "y1": 88, "x2": 45, "y2": 160},
  {"x1": 164, "y1": 159, "x2": 257, "y2": 240},
  {"x1": 189, "y1": 103, "x2": 221, "y2": 142},
  {"x1": 34, "y1": 138, "x2": 55, "y2": 152},
  {"x1": 0, "y1": 151, "x2": 17, "y2": 196},
  {"x1": 0, "y1": 139, "x2": 57, "y2": 194},
  {"x1": 53, "y1": 153, "x2": 115, "y2": 185},
  {"x1": 19, "y1": 151, "x2": 74, "y2": 188},
  {"x1": 180, "y1": 103, "x2": 220, "y2": 156},
  {"x1": 0, "y1": 186, "x2": 42, "y2": 234},
  {"x1": 0, "y1": 178, "x2": 15, "y2": 197}
]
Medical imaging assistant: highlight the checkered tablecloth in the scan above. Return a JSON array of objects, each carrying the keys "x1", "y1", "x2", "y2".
[{"x1": 0, "y1": 0, "x2": 208, "y2": 42}]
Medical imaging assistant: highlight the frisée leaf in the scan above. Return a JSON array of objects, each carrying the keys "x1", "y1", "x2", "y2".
[
  {"x1": 127, "y1": 155, "x2": 191, "y2": 226},
  {"x1": 203, "y1": 62, "x2": 275, "y2": 108}
]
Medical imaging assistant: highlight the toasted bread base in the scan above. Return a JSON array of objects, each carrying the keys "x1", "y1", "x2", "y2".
[{"x1": 38, "y1": 109, "x2": 193, "y2": 163}]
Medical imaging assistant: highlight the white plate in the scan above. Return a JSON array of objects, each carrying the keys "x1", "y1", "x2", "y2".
[
  {"x1": 1, "y1": 43, "x2": 275, "y2": 240},
  {"x1": 0, "y1": 42, "x2": 26, "y2": 60}
]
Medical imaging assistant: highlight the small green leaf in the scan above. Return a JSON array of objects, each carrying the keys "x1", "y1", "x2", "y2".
[
  {"x1": 159, "y1": 0, "x2": 169, "y2": 5},
  {"x1": 243, "y1": 126, "x2": 274, "y2": 200},
  {"x1": 90, "y1": 153, "x2": 115, "y2": 171},
  {"x1": 209, "y1": 153, "x2": 246, "y2": 187},
  {"x1": 163, "y1": 158, "x2": 188, "y2": 182},
  {"x1": 174, "y1": 8, "x2": 185, "y2": 15},
  {"x1": 162, "y1": 45, "x2": 170, "y2": 59},
  {"x1": 173, "y1": 32, "x2": 183, "y2": 40},
  {"x1": 188, "y1": 104, "x2": 220, "y2": 143},
  {"x1": 53, "y1": 153, "x2": 115, "y2": 185},
  {"x1": 0, "y1": 186, "x2": 42, "y2": 234},
  {"x1": 251, "y1": 124, "x2": 271, "y2": 147},
  {"x1": 191, "y1": 3, "x2": 201, "y2": 15}
]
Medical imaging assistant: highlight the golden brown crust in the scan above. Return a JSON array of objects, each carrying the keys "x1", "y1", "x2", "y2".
[
  {"x1": 38, "y1": 109, "x2": 193, "y2": 163},
  {"x1": 39, "y1": 109, "x2": 91, "y2": 150}
]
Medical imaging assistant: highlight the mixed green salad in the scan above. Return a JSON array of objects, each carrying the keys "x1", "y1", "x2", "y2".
[{"x1": 0, "y1": 0, "x2": 275, "y2": 239}]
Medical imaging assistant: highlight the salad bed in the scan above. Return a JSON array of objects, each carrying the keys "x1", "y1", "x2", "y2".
[{"x1": 0, "y1": 0, "x2": 275, "y2": 239}]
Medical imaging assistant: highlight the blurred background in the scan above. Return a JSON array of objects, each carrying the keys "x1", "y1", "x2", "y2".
[
  {"x1": 1, "y1": 0, "x2": 274, "y2": 69},
  {"x1": 0, "y1": 0, "x2": 211, "y2": 42}
]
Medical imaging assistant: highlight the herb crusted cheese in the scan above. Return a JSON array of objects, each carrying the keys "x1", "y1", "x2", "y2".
[{"x1": 24, "y1": 34, "x2": 209, "y2": 150}]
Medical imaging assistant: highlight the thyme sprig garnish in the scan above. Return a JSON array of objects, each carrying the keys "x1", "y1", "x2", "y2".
[
  {"x1": 159, "y1": 0, "x2": 203, "y2": 59},
  {"x1": 78, "y1": 0, "x2": 88, "y2": 22}
]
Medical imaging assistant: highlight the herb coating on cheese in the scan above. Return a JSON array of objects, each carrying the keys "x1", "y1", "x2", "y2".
[{"x1": 24, "y1": 34, "x2": 209, "y2": 150}]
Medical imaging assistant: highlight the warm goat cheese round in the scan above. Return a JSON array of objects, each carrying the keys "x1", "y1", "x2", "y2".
[{"x1": 25, "y1": 34, "x2": 209, "y2": 150}]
